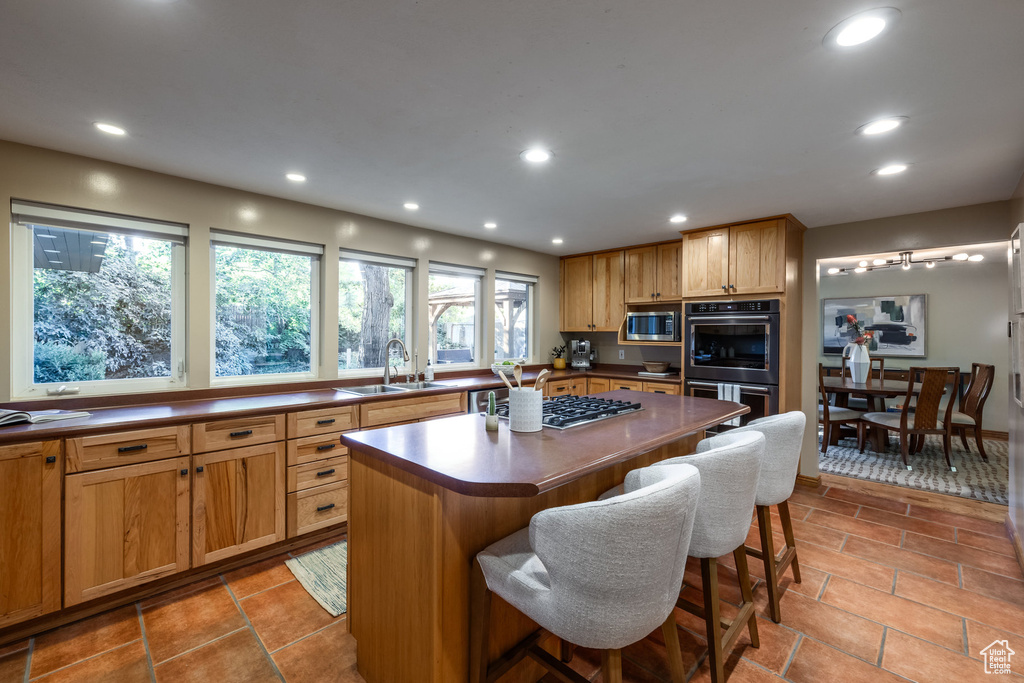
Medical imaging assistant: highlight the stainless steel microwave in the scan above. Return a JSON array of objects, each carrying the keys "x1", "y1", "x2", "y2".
[{"x1": 625, "y1": 311, "x2": 681, "y2": 342}]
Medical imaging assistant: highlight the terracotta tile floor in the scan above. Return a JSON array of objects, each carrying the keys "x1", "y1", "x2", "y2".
[{"x1": 2, "y1": 482, "x2": 1022, "y2": 682}]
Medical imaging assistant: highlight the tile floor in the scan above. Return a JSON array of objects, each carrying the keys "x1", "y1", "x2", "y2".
[{"x1": 1, "y1": 482, "x2": 1022, "y2": 682}]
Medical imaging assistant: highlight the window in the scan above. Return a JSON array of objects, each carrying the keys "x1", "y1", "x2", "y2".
[
  {"x1": 11, "y1": 200, "x2": 187, "y2": 396},
  {"x1": 428, "y1": 263, "x2": 484, "y2": 367},
  {"x1": 212, "y1": 231, "x2": 322, "y2": 380},
  {"x1": 494, "y1": 272, "x2": 537, "y2": 360},
  {"x1": 338, "y1": 251, "x2": 414, "y2": 373}
]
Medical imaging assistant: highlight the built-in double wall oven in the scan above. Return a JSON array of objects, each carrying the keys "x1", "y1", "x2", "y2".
[{"x1": 684, "y1": 299, "x2": 780, "y2": 431}]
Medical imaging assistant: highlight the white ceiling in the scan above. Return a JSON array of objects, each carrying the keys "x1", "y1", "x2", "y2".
[{"x1": 1, "y1": 0, "x2": 1023, "y2": 255}]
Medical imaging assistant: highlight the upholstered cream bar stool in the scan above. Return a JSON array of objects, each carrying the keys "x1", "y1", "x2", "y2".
[
  {"x1": 469, "y1": 464, "x2": 702, "y2": 683},
  {"x1": 708, "y1": 412, "x2": 806, "y2": 623}
]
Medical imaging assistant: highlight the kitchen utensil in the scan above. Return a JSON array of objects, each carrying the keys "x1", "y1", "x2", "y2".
[
  {"x1": 499, "y1": 371, "x2": 515, "y2": 392},
  {"x1": 534, "y1": 369, "x2": 550, "y2": 391},
  {"x1": 514, "y1": 364, "x2": 522, "y2": 389},
  {"x1": 641, "y1": 361, "x2": 671, "y2": 373}
]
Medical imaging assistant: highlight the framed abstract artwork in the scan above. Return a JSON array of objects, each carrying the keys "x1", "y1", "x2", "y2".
[{"x1": 822, "y1": 295, "x2": 926, "y2": 357}]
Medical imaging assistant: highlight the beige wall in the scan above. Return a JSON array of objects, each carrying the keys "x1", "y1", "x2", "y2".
[
  {"x1": 799, "y1": 200, "x2": 1012, "y2": 477},
  {"x1": 0, "y1": 140, "x2": 562, "y2": 401},
  {"x1": 1009, "y1": 174, "x2": 1024, "y2": 550}
]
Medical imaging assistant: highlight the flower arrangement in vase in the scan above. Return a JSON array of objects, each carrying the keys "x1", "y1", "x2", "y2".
[
  {"x1": 551, "y1": 345, "x2": 567, "y2": 370},
  {"x1": 843, "y1": 314, "x2": 874, "y2": 383}
]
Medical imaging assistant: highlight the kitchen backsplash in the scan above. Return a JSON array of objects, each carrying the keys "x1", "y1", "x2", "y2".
[{"x1": 560, "y1": 333, "x2": 681, "y2": 368}]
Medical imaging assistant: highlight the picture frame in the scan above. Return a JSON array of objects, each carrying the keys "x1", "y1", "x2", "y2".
[{"x1": 822, "y1": 295, "x2": 926, "y2": 357}]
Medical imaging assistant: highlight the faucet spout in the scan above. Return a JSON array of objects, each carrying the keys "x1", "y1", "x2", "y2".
[{"x1": 383, "y1": 338, "x2": 410, "y2": 385}]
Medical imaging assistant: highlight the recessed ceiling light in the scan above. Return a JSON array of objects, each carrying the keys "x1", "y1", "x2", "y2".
[
  {"x1": 872, "y1": 258, "x2": 887, "y2": 265},
  {"x1": 403, "y1": 202, "x2": 419, "y2": 211},
  {"x1": 669, "y1": 214, "x2": 688, "y2": 224},
  {"x1": 859, "y1": 260, "x2": 869, "y2": 267},
  {"x1": 521, "y1": 148, "x2": 552, "y2": 164},
  {"x1": 857, "y1": 117, "x2": 909, "y2": 136},
  {"x1": 483, "y1": 222, "x2": 497, "y2": 229},
  {"x1": 952, "y1": 253, "x2": 969, "y2": 261},
  {"x1": 874, "y1": 163, "x2": 908, "y2": 176},
  {"x1": 827, "y1": 267, "x2": 840, "y2": 275},
  {"x1": 94, "y1": 122, "x2": 126, "y2": 136},
  {"x1": 552, "y1": 238, "x2": 564, "y2": 245},
  {"x1": 968, "y1": 254, "x2": 984, "y2": 262},
  {"x1": 285, "y1": 173, "x2": 306, "y2": 183},
  {"x1": 925, "y1": 261, "x2": 935, "y2": 268},
  {"x1": 824, "y1": 8, "x2": 901, "y2": 48},
  {"x1": 854, "y1": 267, "x2": 867, "y2": 273}
]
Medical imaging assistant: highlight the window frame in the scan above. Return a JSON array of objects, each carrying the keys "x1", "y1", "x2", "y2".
[
  {"x1": 494, "y1": 271, "x2": 538, "y2": 363},
  {"x1": 11, "y1": 202, "x2": 188, "y2": 398},
  {"x1": 209, "y1": 230, "x2": 323, "y2": 386},
  {"x1": 337, "y1": 250, "x2": 415, "y2": 378},
  {"x1": 427, "y1": 262, "x2": 485, "y2": 370}
]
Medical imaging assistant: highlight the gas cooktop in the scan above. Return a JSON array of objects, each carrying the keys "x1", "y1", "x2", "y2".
[{"x1": 496, "y1": 395, "x2": 643, "y2": 429}]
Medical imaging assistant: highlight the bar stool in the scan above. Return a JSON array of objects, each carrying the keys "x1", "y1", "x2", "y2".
[
  {"x1": 707, "y1": 412, "x2": 806, "y2": 623},
  {"x1": 470, "y1": 463, "x2": 702, "y2": 683}
]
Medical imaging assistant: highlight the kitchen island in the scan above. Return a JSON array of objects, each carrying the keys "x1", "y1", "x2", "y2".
[{"x1": 341, "y1": 390, "x2": 748, "y2": 683}]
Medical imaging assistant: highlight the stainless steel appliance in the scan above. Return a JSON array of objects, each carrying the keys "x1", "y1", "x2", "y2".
[
  {"x1": 469, "y1": 386, "x2": 509, "y2": 413},
  {"x1": 570, "y1": 339, "x2": 595, "y2": 369},
  {"x1": 496, "y1": 395, "x2": 643, "y2": 429},
  {"x1": 625, "y1": 311, "x2": 681, "y2": 342},
  {"x1": 684, "y1": 299, "x2": 781, "y2": 431}
]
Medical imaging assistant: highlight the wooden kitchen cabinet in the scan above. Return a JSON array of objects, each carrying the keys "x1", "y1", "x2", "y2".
[
  {"x1": 609, "y1": 379, "x2": 644, "y2": 391},
  {"x1": 560, "y1": 250, "x2": 624, "y2": 332},
  {"x1": 359, "y1": 391, "x2": 466, "y2": 429},
  {"x1": 192, "y1": 442, "x2": 286, "y2": 566},
  {"x1": 681, "y1": 227, "x2": 730, "y2": 297},
  {"x1": 192, "y1": 414, "x2": 284, "y2": 453},
  {"x1": 543, "y1": 377, "x2": 586, "y2": 397},
  {"x1": 625, "y1": 242, "x2": 682, "y2": 303},
  {"x1": 65, "y1": 456, "x2": 191, "y2": 606},
  {"x1": 587, "y1": 377, "x2": 611, "y2": 394},
  {"x1": 729, "y1": 219, "x2": 786, "y2": 295},
  {"x1": 643, "y1": 381, "x2": 680, "y2": 395},
  {"x1": 67, "y1": 425, "x2": 190, "y2": 473},
  {"x1": 0, "y1": 441, "x2": 61, "y2": 628}
]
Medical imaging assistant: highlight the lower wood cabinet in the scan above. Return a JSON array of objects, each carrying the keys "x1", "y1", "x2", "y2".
[
  {"x1": 64, "y1": 456, "x2": 190, "y2": 606},
  {"x1": 643, "y1": 381, "x2": 680, "y2": 395},
  {"x1": 587, "y1": 377, "x2": 611, "y2": 393},
  {"x1": 287, "y1": 481, "x2": 348, "y2": 537},
  {"x1": 544, "y1": 377, "x2": 587, "y2": 397},
  {"x1": 192, "y1": 442, "x2": 286, "y2": 566},
  {"x1": 609, "y1": 379, "x2": 644, "y2": 391},
  {"x1": 0, "y1": 441, "x2": 62, "y2": 628}
]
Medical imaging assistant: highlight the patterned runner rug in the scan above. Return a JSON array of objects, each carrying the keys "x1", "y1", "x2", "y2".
[
  {"x1": 285, "y1": 540, "x2": 348, "y2": 617},
  {"x1": 818, "y1": 432, "x2": 1009, "y2": 505}
]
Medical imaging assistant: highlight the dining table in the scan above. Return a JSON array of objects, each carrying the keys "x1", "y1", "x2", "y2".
[{"x1": 821, "y1": 375, "x2": 922, "y2": 452}]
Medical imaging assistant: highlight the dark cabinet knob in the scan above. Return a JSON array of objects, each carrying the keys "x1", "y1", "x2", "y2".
[
  {"x1": 721, "y1": 285, "x2": 727, "y2": 291},
  {"x1": 229, "y1": 429, "x2": 253, "y2": 438},
  {"x1": 180, "y1": 469, "x2": 188, "y2": 476},
  {"x1": 196, "y1": 466, "x2": 204, "y2": 473},
  {"x1": 45, "y1": 456, "x2": 56, "y2": 464},
  {"x1": 316, "y1": 503, "x2": 336, "y2": 513}
]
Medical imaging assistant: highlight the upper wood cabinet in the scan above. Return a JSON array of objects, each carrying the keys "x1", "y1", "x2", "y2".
[
  {"x1": 560, "y1": 251, "x2": 625, "y2": 332},
  {"x1": 625, "y1": 242, "x2": 682, "y2": 303},
  {"x1": 682, "y1": 217, "x2": 799, "y2": 297},
  {"x1": 0, "y1": 441, "x2": 61, "y2": 628}
]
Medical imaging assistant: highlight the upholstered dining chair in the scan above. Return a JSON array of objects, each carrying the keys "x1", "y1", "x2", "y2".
[
  {"x1": 948, "y1": 362, "x2": 995, "y2": 461},
  {"x1": 711, "y1": 412, "x2": 806, "y2": 623},
  {"x1": 860, "y1": 366, "x2": 959, "y2": 470},
  {"x1": 470, "y1": 463, "x2": 702, "y2": 683},
  {"x1": 818, "y1": 363, "x2": 865, "y2": 452}
]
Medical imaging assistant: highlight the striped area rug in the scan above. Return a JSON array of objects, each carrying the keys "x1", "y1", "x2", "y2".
[
  {"x1": 286, "y1": 540, "x2": 347, "y2": 617},
  {"x1": 818, "y1": 432, "x2": 1009, "y2": 504}
]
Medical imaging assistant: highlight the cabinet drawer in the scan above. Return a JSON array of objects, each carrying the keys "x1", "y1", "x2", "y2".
[
  {"x1": 287, "y1": 456, "x2": 348, "y2": 493},
  {"x1": 286, "y1": 405, "x2": 358, "y2": 439},
  {"x1": 359, "y1": 392, "x2": 466, "y2": 429},
  {"x1": 192, "y1": 414, "x2": 284, "y2": 453},
  {"x1": 287, "y1": 433, "x2": 348, "y2": 466},
  {"x1": 545, "y1": 379, "x2": 573, "y2": 397},
  {"x1": 67, "y1": 425, "x2": 190, "y2": 473},
  {"x1": 643, "y1": 382, "x2": 680, "y2": 395},
  {"x1": 610, "y1": 380, "x2": 644, "y2": 391},
  {"x1": 287, "y1": 481, "x2": 348, "y2": 537}
]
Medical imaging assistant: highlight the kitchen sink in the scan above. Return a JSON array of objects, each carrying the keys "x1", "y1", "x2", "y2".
[
  {"x1": 387, "y1": 381, "x2": 449, "y2": 390},
  {"x1": 334, "y1": 384, "x2": 410, "y2": 396}
]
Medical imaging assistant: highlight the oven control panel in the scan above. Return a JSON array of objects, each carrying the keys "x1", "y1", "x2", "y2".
[{"x1": 687, "y1": 299, "x2": 779, "y2": 314}]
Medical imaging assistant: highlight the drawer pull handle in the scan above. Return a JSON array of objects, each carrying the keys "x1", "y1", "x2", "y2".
[
  {"x1": 45, "y1": 456, "x2": 56, "y2": 464},
  {"x1": 316, "y1": 418, "x2": 336, "y2": 425},
  {"x1": 654, "y1": 390, "x2": 666, "y2": 394},
  {"x1": 230, "y1": 430, "x2": 253, "y2": 438},
  {"x1": 180, "y1": 468, "x2": 188, "y2": 476},
  {"x1": 196, "y1": 466, "x2": 204, "y2": 473},
  {"x1": 316, "y1": 503, "x2": 336, "y2": 512},
  {"x1": 316, "y1": 444, "x2": 336, "y2": 451},
  {"x1": 118, "y1": 443, "x2": 148, "y2": 453},
  {"x1": 316, "y1": 468, "x2": 336, "y2": 477}
]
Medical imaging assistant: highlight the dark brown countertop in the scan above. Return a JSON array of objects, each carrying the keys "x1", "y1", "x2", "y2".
[{"x1": 341, "y1": 390, "x2": 746, "y2": 497}]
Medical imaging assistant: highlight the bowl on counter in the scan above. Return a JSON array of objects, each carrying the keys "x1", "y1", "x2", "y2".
[
  {"x1": 491, "y1": 360, "x2": 524, "y2": 376},
  {"x1": 641, "y1": 361, "x2": 671, "y2": 373}
]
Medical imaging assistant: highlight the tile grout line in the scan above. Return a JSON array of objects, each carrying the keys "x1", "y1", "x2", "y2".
[
  {"x1": 267, "y1": 616, "x2": 346, "y2": 655},
  {"x1": 962, "y1": 618, "x2": 969, "y2": 656},
  {"x1": 891, "y1": 568, "x2": 898, "y2": 595},
  {"x1": 21, "y1": 638, "x2": 33, "y2": 683},
  {"x1": 25, "y1": 640, "x2": 141, "y2": 681},
  {"x1": 876, "y1": 626, "x2": 888, "y2": 666},
  {"x1": 958, "y1": 563, "x2": 963, "y2": 589},
  {"x1": 135, "y1": 602, "x2": 156, "y2": 683},
  {"x1": 149, "y1": 626, "x2": 248, "y2": 667},
  {"x1": 781, "y1": 633, "x2": 802, "y2": 678},
  {"x1": 230, "y1": 577, "x2": 298, "y2": 604},
  {"x1": 220, "y1": 575, "x2": 285, "y2": 682},
  {"x1": 817, "y1": 574, "x2": 831, "y2": 600}
]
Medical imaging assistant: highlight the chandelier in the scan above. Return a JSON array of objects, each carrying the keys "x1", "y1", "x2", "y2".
[{"x1": 827, "y1": 250, "x2": 983, "y2": 275}]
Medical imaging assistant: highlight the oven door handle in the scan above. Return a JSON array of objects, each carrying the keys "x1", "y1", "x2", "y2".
[
  {"x1": 687, "y1": 380, "x2": 772, "y2": 395},
  {"x1": 688, "y1": 315, "x2": 771, "y2": 322},
  {"x1": 687, "y1": 380, "x2": 722, "y2": 389}
]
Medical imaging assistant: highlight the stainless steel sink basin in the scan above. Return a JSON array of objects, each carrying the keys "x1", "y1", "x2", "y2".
[
  {"x1": 334, "y1": 384, "x2": 410, "y2": 396},
  {"x1": 387, "y1": 381, "x2": 449, "y2": 391}
]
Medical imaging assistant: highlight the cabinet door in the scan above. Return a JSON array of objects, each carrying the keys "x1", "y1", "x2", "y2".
[
  {"x1": 592, "y1": 251, "x2": 625, "y2": 331},
  {"x1": 560, "y1": 255, "x2": 593, "y2": 331},
  {"x1": 656, "y1": 242, "x2": 683, "y2": 301},
  {"x1": 568, "y1": 378, "x2": 588, "y2": 395},
  {"x1": 544, "y1": 379, "x2": 573, "y2": 397},
  {"x1": 65, "y1": 457, "x2": 190, "y2": 606},
  {"x1": 682, "y1": 229, "x2": 730, "y2": 297},
  {"x1": 610, "y1": 379, "x2": 644, "y2": 391},
  {"x1": 0, "y1": 441, "x2": 61, "y2": 628},
  {"x1": 193, "y1": 443, "x2": 286, "y2": 566},
  {"x1": 624, "y1": 247, "x2": 658, "y2": 303},
  {"x1": 587, "y1": 377, "x2": 611, "y2": 394},
  {"x1": 729, "y1": 219, "x2": 786, "y2": 294},
  {"x1": 642, "y1": 382, "x2": 681, "y2": 395}
]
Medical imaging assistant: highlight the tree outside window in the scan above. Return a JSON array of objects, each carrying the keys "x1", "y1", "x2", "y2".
[
  {"x1": 338, "y1": 258, "x2": 409, "y2": 371},
  {"x1": 494, "y1": 278, "x2": 531, "y2": 360}
]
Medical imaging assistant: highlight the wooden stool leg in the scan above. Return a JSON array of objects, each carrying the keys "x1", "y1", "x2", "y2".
[
  {"x1": 602, "y1": 648, "x2": 623, "y2": 683},
  {"x1": 559, "y1": 640, "x2": 575, "y2": 663},
  {"x1": 469, "y1": 558, "x2": 491, "y2": 683},
  {"x1": 702, "y1": 558, "x2": 725, "y2": 683},
  {"x1": 777, "y1": 501, "x2": 801, "y2": 584},
  {"x1": 733, "y1": 547, "x2": 760, "y2": 649},
  {"x1": 756, "y1": 505, "x2": 781, "y2": 623},
  {"x1": 661, "y1": 612, "x2": 687, "y2": 683}
]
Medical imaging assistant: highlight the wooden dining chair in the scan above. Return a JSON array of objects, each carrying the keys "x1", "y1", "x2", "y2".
[
  {"x1": 818, "y1": 363, "x2": 864, "y2": 452},
  {"x1": 840, "y1": 356, "x2": 885, "y2": 411},
  {"x1": 948, "y1": 363, "x2": 995, "y2": 461},
  {"x1": 859, "y1": 366, "x2": 958, "y2": 470}
]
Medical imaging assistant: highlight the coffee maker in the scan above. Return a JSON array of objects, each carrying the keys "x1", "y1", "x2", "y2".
[{"x1": 571, "y1": 339, "x2": 595, "y2": 369}]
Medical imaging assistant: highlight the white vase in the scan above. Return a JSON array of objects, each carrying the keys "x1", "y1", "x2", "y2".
[{"x1": 844, "y1": 343, "x2": 871, "y2": 383}]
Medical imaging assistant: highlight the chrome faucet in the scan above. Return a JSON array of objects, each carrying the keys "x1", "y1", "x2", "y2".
[{"x1": 383, "y1": 338, "x2": 410, "y2": 385}]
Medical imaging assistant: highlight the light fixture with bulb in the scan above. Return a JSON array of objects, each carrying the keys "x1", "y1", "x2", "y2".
[
  {"x1": 669, "y1": 214, "x2": 688, "y2": 224},
  {"x1": 825, "y1": 249, "x2": 987, "y2": 275},
  {"x1": 521, "y1": 148, "x2": 552, "y2": 164},
  {"x1": 874, "y1": 163, "x2": 909, "y2": 176},
  {"x1": 823, "y1": 8, "x2": 901, "y2": 48},
  {"x1": 403, "y1": 202, "x2": 419, "y2": 211},
  {"x1": 857, "y1": 117, "x2": 909, "y2": 136}
]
